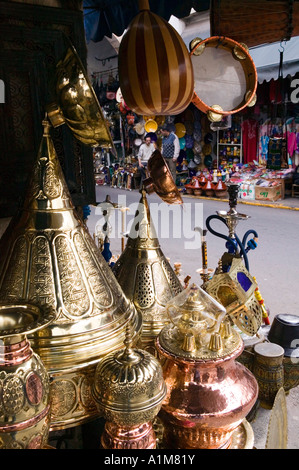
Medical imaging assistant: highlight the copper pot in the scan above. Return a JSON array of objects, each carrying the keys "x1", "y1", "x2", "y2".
[
  {"x1": 0, "y1": 303, "x2": 56, "y2": 449},
  {"x1": 155, "y1": 284, "x2": 258, "y2": 449}
]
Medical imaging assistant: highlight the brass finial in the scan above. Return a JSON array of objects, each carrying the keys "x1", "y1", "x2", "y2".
[
  {"x1": 119, "y1": 323, "x2": 140, "y2": 364},
  {"x1": 208, "y1": 332, "x2": 223, "y2": 352},
  {"x1": 42, "y1": 114, "x2": 51, "y2": 137}
]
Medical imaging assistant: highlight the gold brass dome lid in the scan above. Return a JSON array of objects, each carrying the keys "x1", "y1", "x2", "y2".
[
  {"x1": 92, "y1": 327, "x2": 167, "y2": 427},
  {"x1": 112, "y1": 190, "x2": 182, "y2": 351},
  {"x1": 0, "y1": 117, "x2": 141, "y2": 429},
  {"x1": 157, "y1": 283, "x2": 243, "y2": 361}
]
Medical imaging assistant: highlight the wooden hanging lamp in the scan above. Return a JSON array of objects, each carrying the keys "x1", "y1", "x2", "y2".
[{"x1": 118, "y1": 0, "x2": 194, "y2": 116}]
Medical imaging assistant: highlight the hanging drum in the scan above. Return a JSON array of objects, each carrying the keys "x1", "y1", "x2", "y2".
[
  {"x1": 118, "y1": 0, "x2": 194, "y2": 116},
  {"x1": 190, "y1": 37, "x2": 257, "y2": 121}
]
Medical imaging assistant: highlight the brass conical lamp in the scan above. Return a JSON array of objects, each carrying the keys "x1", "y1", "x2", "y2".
[
  {"x1": 0, "y1": 117, "x2": 142, "y2": 430},
  {"x1": 112, "y1": 189, "x2": 182, "y2": 355}
]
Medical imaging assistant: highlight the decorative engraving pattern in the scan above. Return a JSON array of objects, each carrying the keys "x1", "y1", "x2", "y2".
[
  {"x1": 29, "y1": 236, "x2": 56, "y2": 308},
  {"x1": 43, "y1": 161, "x2": 63, "y2": 199},
  {"x1": 0, "y1": 236, "x2": 28, "y2": 301},
  {"x1": 54, "y1": 235, "x2": 90, "y2": 317},
  {"x1": 151, "y1": 262, "x2": 172, "y2": 305},
  {"x1": 50, "y1": 379, "x2": 77, "y2": 419},
  {"x1": 25, "y1": 372, "x2": 43, "y2": 406},
  {"x1": 2, "y1": 375, "x2": 25, "y2": 416},
  {"x1": 161, "y1": 260, "x2": 182, "y2": 297},
  {"x1": 73, "y1": 231, "x2": 113, "y2": 309},
  {"x1": 134, "y1": 264, "x2": 155, "y2": 309}
]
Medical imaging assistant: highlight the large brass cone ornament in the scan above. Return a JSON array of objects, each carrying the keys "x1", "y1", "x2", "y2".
[
  {"x1": 0, "y1": 118, "x2": 142, "y2": 430},
  {"x1": 112, "y1": 190, "x2": 182, "y2": 355}
]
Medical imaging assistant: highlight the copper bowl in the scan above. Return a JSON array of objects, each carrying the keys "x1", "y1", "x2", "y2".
[{"x1": 145, "y1": 150, "x2": 183, "y2": 205}]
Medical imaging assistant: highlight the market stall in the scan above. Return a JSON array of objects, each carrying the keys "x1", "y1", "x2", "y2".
[{"x1": 1, "y1": 0, "x2": 299, "y2": 453}]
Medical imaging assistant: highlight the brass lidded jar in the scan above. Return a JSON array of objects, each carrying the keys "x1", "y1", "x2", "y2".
[
  {"x1": 92, "y1": 327, "x2": 167, "y2": 449},
  {"x1": 0, "y1": 302, "x2": 56, "y2": 449},
  {"x1": 0, "y1": 118, "x2": 142, "y2": 430},
  {"x1": 113, "y1": 189, "x2": 182, "y2": 355},
  {"x1": 156, "y1": 284, "x2": 259, "y2": 449}
]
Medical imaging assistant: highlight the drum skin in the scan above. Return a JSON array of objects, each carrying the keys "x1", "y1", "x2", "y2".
[
  {"x1": 118, "y1": 8, "x2": 194, "y2": 116},
  {"x1": 190, "y1": 36, "x2": 257, "y2": 116}
]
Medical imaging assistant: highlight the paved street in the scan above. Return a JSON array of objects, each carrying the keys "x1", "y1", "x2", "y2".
[{"x1": 89, "y1": 185, "x2": 299, "y2": 322}]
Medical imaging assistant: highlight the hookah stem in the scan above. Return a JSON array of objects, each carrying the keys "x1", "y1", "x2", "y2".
[{"x1": 201, "y1": 229, "x2": 209, "y2": 282}]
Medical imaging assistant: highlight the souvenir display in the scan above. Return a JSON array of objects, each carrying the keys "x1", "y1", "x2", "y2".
[
  {"x1": 2, "y1": 2, "x2": 298, "y2": 452},
  {"x1": 156, "y1": 284, "x2": 258, "y2": 449},
  {"x1": 0, "y1": 118, "x2": 142, "y2": 430},
  {"x1": 113, "y1": 190, "x2": 182, "y2": 354},
  {"x1": 0, "y1": 302, "x2": 56, "y2": 449},
  {"x1": 118, "y1": 0, "x2": 194, "y2": 116},
  {"x1": 190, "y1": 36, "x2": 257, "y2": 121},
  {"x1": 92, "y1": 326, "x2": 167, "y2": 449}
]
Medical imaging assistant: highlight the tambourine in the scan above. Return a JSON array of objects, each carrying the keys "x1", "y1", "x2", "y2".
[{"x1": 190, "y1": 36, "x2": 257, "y2": 121}]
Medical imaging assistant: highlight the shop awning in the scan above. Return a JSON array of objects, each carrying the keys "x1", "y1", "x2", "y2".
[
  {"x1": 83, "y1": 0, "x2": 210, "y2": 42},
  {"x1": 250, "y1": 37, "x2": 299, "y2": 83}
]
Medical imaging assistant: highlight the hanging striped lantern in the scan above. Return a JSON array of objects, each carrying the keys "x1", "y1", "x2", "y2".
[{"x1": 118, "y1": 0, "x2": 194, "y2": 116}]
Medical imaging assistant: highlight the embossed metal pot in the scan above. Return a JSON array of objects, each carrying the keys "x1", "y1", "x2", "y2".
[
  {"x1": 0, "y1": 118, "x2": 141, "y2": 430},
  {"x1": 155, "y1": 284, "x2": 258, "y2": 449},
  {"x1": 0, "y1": 303, "x2": 56, "y2": 449},
  {"x1": 92, "y1": 328, "x2": 167, "y2": 449}
]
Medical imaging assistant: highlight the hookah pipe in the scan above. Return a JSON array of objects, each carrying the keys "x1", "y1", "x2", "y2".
[
  {"x1": 205, "y1": 183, "x2": 270, "y2": 325},
  {"x1": 205, "y1": 184, "x2": 258, "y2": 272}
]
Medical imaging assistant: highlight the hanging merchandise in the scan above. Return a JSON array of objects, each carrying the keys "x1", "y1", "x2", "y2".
[
  {"x1": 190, "y1": 37, "x2": 257, "y2": 121},
  {"x1": 242, "y1": 118, "x2": 259, "y2": 164},
  {"x1": 175, "y1": 122, "x2": 186, "y2": 138},
  {"x1": 144, "y1": 119, "x2": 158, "y2": 133},
  {"x1": 46, "y1": 41, "x2": 114, "y2": 150},
  {"x1": 118, "y1": 0, "x2": 194, "y2": 116},
  {"x1": 179, "y1": 137, "x2": 186, "y2": 149}
]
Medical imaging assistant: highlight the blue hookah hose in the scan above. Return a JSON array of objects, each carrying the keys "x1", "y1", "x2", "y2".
[{"x1": 205, "y1": 215, "x2": 258, "y2": 272}]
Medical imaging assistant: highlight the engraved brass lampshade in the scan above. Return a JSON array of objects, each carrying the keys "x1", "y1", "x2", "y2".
[
  {"x1": 92, "y1": 327, "x2": 167, "y2": 449},
  {"x1": 0, "y1": 118, "x2": 142, "y2": 430},
  {"x1": 0, "y1": 302, "x2": 56, "y2": 449},
  {"x1": 156, "y1": 283, "x2": 258, "y2": 449},
  {"x1": 112, "y1": 189, "x2": 182, "y2": 355},
  {"x1": 205, "y1": 257, "x2": 263, "y2": 336}
]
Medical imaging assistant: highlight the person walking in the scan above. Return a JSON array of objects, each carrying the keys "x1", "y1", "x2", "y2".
[
  {"x1": 161, "y1": 124, "x2": 180, "y2": 183},
  {"x1": 137, "y1": 134, "x2": 156, "y2": 188}
]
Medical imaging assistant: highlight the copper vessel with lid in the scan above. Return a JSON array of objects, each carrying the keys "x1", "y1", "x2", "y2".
[
  {"x1": 156, "y1": 284, "x2": 258, "y2": 449},
  {"x1": 92, "y1": 327, "x2": 167, "y2": 449}
]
